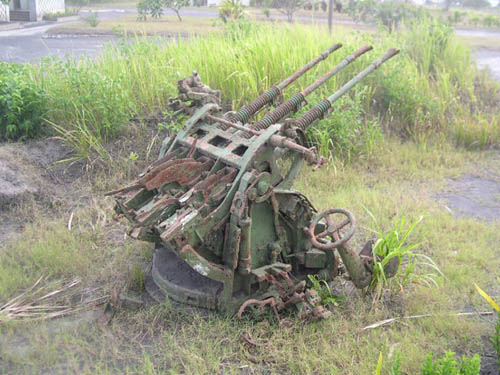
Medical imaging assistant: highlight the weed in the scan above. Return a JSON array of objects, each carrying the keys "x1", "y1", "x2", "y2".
[
  {"x1": 366, "y1": 212, "x2": 442, "y2": 302},
  {"x1": 17, "y1": 19, "x2": 496, "y2": 163},
  {"x1": 421, "y1": 352, "x2": 480, "y2": 375},
  {"x1": 307, "y1": 275, "x2": 343, "y2": 307},
  {"x1": 42, "y1": 9, "x2": 79, "y2": 20},
  {"x1": 83, "y1": 11, "x2": 100, "y2": 27},
  {"x1": 381, "y1": 351, "x2": 480, "y2": 375},
  {"x1": 219, "y1": 0, "x2": 245, "y2": 22},
  {"x1": 0, "y1": 62, "x2": 46, "y2": 141}
]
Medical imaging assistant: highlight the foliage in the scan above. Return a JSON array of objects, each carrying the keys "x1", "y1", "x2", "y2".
[
  {"x1": 0, "y1": 62, "x2": 46, "y2": 141},
  {"x1": 82, "y1": 11, "x2": 100, "y2": 27},
  {"x1": 462, "y1": 0, "x2": 491, "y2": 8},
  {"x1": 137, "y1": 0, "x2": 163, "y2": 19},
  {"x1": 218, "y1": 0, "x2": 245, "y2": 23},
  {"x1": 20, "y1": 21, "x2": 499, "y2": 162},
  {"x1": 42, "y1": 9, "x2": 79, "y2": 21},
  {"x1": 274, "y1": 0, "x2": 306, "y2": 22},
  {"x1": 447, "y1": 10, "x2": 467, "y2": 24},
  {"x1": 421, "y1": 352, "x2": 480, "y2": 375},
  {"x1": 380, "y1": 351, "x2": 480, "y2": 375},
  {"x1": 307, "y1": 87, "x2": 381, "y2": 161},
  {"x1": 346, "y1": 0, "x2": 428, "y2": 32},
  {"x1": 66, "y1": 0, "x2": 89, "y2": 13},
  {"x1": 366, "y1": 213, "x2": 442, "y2": 301},
  {"x1": 165, "y1": 0, "x2": 190, "y2": 21},
  {"x1": 307, "y1": 275, "x2": 343, "y2": 307},
  {"x1": 480, "y1": 13, "x2": 500, "y2": 27},
  {"x1": 137, "y1": 0, "x2": 189, "y2": 21}
]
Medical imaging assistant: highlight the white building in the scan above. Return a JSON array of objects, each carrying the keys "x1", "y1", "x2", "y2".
[
  {"x1": 206, "y1": 0, "x2": 250, "y2": 6},
  {"x1": 0, "y1": 0, "x2": 65, "y2": 22}
]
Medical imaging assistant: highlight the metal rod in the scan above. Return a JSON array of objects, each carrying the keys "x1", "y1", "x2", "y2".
[
  {"x1": 295, "y1": 48, "x2": 400, "y2": 132},
  {"x1": 226, "y1": 43, "x2": 343, "y2": 125},
  {"x1": 247, "y1": 45, "x2": 373, "y2": 135},
  {"x1": 301, "y1": 45, "x2": 372, "y2": 97},
  {"x1": 206, "y1": 114, "x2": 261, "y2": 136},
  {"x1": 276, "y1": 43, "x2": 343, "y2": 90}
]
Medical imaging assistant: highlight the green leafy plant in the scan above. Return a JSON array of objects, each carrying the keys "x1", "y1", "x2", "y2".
[
  {"x1": 42, "y1": 9, "x2": 79, "y2": 20},
  {"x1": 83, "y1": 11, "x2": 100, "y2": 27},
  {"x1": 137, "y1": 0, "x2": 163, "y2": 20},
  {"x1": 421, "y1": 352, "x2": 480, "y2": 375},
  {"x1": 366, "y1": 212, "x2": 442, "y2": 301},
  {"x1": 0, "y1": 62, "x2": 46, "y2": 141},
  {"x1": 219, "y1": 0, "x2": 245, "y2": 23},
  {"x1": 137, "y1": 0, "x2": 189, "y2": 21},
  {"x1": 166, "y1": 0, "x2": 189, "y2": 21},
  {"x1": 273, "y1": 0, "x2": 306, "y2": 22},
  {"x1": 307, "y1": 275, "x2": 343, "y2": 307},
  {"x1": 346, "y1": 0, "x2": 428, "y2": 32},
  {"x1": 381, "y1": 351, "x2": 480, "y2": 375}
]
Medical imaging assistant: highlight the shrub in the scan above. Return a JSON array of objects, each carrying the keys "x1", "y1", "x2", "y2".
[
  {"x1": 82, "y1": 11, "x2": 100, "y2": 27},
  {"x1": 346, "y1": 0, "x2": 428, "y2": 32},
  {"x1": 421, "y1": 352, "x2": 480, "y2": 375},
  {"x1": 42, "y1": 9, "x2": 79, "y2": 20},
  {"x1": 0, "y1": 62, "x2": 46, "y2": 141},
  {"x1": 219, "y1": 0, "x2": 245, "y2": 23},
  {"x1": 381, "y1": 351, "x2": 480, "y2": 375},
  {"x1": 366, "y1": 214, "x2": 442, "y2": 302},
  {"x1": 23, "y1": 21, "x2": 499, "y2": 162},
  {"x1": 137, "y1": 0, "x2": 189, "y2": 21}
]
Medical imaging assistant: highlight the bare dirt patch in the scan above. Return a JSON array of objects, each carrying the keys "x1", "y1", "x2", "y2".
[{"x1": 0, "y1": 138, "x2": 89, "y2": 242}]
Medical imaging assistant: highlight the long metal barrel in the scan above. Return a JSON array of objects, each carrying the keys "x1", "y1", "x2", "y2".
[
  {"x1": 246, "y1": 45, "x2": 373, "y2": 135},
  {"x1": 294, "y1": 48, "x2": 400, "y2": 132},
  {"x1": 226, "y1": 43, "x2": 343, "y2": 124}
]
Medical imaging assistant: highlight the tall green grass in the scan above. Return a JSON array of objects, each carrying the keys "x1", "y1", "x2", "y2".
[{"x1": 27, "y1": 19, "x2": 499, "y2": 161}]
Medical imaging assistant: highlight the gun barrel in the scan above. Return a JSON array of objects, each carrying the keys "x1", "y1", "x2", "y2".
[
  {"x1": 247, "y1": 45, "x2": 372, "y2": 135},
  {"x1": 226, "y1": 43, "x2": 342, "y2": 124},
  {"x1": 294, "y1": 48, "x2": 400, "y2": 132},
  {"x1": 276, "y1": 43, "x2": 343, "y2": 90}
]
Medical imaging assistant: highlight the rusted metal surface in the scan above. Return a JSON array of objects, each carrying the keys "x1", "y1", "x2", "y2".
[
  {"x1": 226, "y1": 43, "x2": 342, "y2": 125},
  {"x1": 295, "y1": 48, "x2": 400, "y2": 132},
  {"x1": 110, "y1": 44, "x2": 399, "y2": 319},
  {"x1": 246, "y1": 45, "x2": 373, "y2": 136}
]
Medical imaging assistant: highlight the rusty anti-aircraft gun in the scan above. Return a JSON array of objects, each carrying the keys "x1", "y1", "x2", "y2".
[{"x1": 109, "y1": 44, "x2": 399, "y2": 320}]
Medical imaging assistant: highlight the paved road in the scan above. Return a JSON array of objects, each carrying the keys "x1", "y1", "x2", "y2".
[{"x1": 0, "y1": 10, "x2": 127, "y2": 63}]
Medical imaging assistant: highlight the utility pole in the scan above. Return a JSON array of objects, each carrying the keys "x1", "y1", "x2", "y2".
[{"x1": 328, "y1": 0, "x2": 334, "y2": 33}]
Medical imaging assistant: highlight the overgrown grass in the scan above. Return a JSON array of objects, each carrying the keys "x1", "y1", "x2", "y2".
[
  {"x1": 17, "y1": 18, "x2": 498, "y2": 162},
  {"x1": 1, "y1": 16, "x2": 499, "y2": 375},
  {"x1": 0, "y1": 140, "x2": 499, "y2": 374}
]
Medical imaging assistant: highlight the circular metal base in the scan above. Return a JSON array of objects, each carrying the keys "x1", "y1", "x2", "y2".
[{"x1": 147, "y1": 245, "x2": 223, "y2": 310}]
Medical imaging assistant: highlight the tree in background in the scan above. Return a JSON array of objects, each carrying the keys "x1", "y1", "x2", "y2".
[
  {"x1": 346, "y1": 0, "x2": 426, "y2": 32},
  {"x1": 137, "y1": 0, "x2": 189, "y2": 21},
  {"x1": 275, "y1": 0, "x2": 305, "y2": 22},
  {"x1": 165, "y1": 0, "x2": 190, "y2": 21},
  {"x1": 444, "y1": 0, "x2": 491, "y2": 10}
]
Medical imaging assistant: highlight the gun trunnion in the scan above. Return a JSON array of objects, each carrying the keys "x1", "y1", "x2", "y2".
[{"x1": 110, "y1": 45, "x2": 399, "y2": 319}]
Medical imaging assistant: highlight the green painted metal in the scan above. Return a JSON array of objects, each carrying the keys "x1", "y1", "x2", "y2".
[{"x1": 110, "y1": 47, "x2": 399, "y2": 318}]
